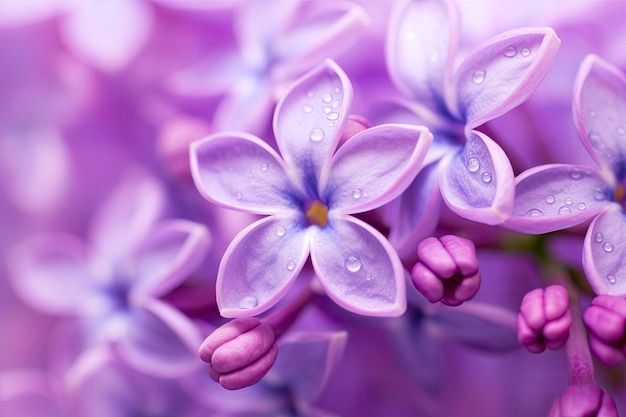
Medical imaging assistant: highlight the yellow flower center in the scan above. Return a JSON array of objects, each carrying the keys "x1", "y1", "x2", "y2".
[
  {"x1": 615, "y1": 184, "x2": 625, "y2": 203},
  {"x1": 306, "y1": 201, "x2": 329, "y2": 227}
]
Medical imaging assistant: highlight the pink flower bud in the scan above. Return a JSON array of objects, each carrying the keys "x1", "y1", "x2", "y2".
[
  {"x1": 548, "y1": 384, "x2": 618, "y2": 417},
  {"x1": 411, "y1": 235, "x2": 480, "y2": 306},
  {"x1": 339, "y1": 114, "x2": 371, "y2": 146},
  {"x1": 583, "y1": 295, "x2": 626, "y2": 366},
  {"x1": 198, "y1": 317, "x2": 278, "y2": 390},
  {"x1": 517, "y1": 285, "x2": 571, "y2": 353}
]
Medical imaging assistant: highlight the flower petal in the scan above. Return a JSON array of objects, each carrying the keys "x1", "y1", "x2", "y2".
[
  {"x1": 573, "y1": 54, "x2": 626, "y2": 175},
  {"x1": 386, "y1": 0, "x2": 458, "y2": 112},
  {"x1": 322, "y1": 124, "x2": 432, "y2": 214},
  {"x1": 6, "y1": 234, "x2": 92, "y2": 315},
  {"x1": 0, "y1": 0, "x2": 61, "y2": 26},
  {"x1": 59, "y1": 0, "x2": 153, "y2": 72},
  {"x1": 439, "y1": 130, "x2": 514, "y2": 224},
  {"x1": 505, "y1": 164, "x2": 611, "y2": 234},
  {"x1": 583, "y1": 205, "x2": 626, "y2": 296},
  {"x1": 273, "y1": 59, "x2": 352, "y2": 187},
  {"x1": 0, "y1": 370, "x2": 65, "y2": 417},
  {"x1": 190, "y1": 132, "x2": 299, "y2": 214},
  {"x1": 130, "y1": 220, "x2": 211, "y2": 299},
  {"x1": 116, "y1": 298, "x2": 203, "y2": 378},
  {"x1": 310, "y1": 215, "x2": 406, "y2": 317},
  {"x1": 450, "y1": 27, "x2": 560, "y2": 129},
  {"x1": 272, "y1": 331, "x2": 347, "y2": 403},
  {"x1": 217, "y1": 216, "x2": 311, "y2": 318}
]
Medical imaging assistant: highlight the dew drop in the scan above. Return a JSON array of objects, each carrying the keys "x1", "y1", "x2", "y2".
[
  {"x1": 503, "y1": 45, "x2": 517, "y2": 57},
  {"x1": 603, "y1": 242, "x2": 614, "y2": 253},
  {"x1": 328, "y1": 122, "x2": 335, "y2": 127},
  {"x1": 608, "y1": 274, "x2": 617, "y2": 284},
  {"x1": 327, "y1": 112, "x2": 339, "y2": 121},
  {"x1": 345, "y1": 256, "x2": 362, "y2": 272},
  {"x1": 564, "y1": 197, "x2": 573, "y2": 206},
  {"x1": 352, "y1": 189, "x2": 362, "y2": 199},
  {"x1": 309, "y1": 127, "x2": 325, "y2": 142},
  {"x1": 481, "y1": 172, "x2": 492, "y2": 183},
  {"x1": 306, "y1": 91, "x2": 314, "y2": 98},
  {"x1": 569, "y1": 168, "x2": 583, "y2": 180},
  {"x1": 617, "y1": 125, "x2": 626, "y2": 136},
  {"x1": 334, "y1": 87, "x2": 340, "y2": 94},
  {"x1": 577, "y1": 202, "x2": 587, "y2": 211},
  {"x1": 287, "y1": 260, "x2": 296, "y2": 271},
  {"x1": 466, "y1": 157, "x2": 480, "y2": 172},
  {"x1": 275, "y1": 226, "x2": 286, "y2": 237},
  {"x1": 526, "y1": 208, "x2": 544, "y2": 217},
  {"x1": 521, "y1": 47, "x2": 531, "y2": 57},
  {"x1": 323, "y1": 107, "x2": 332, "y2": 114},
  {"x1": 593, "y1": 187, "x2": 606, "y2": 201},
  {"x1": 235, "y1": 191, "x2": 243, "y2": 200},
  {"x1": 589, "y1": 133, "x2": 601, "y2": 146},
  {"x1": 322, "y1": 93, "x2": 333, "y2": 103},
  {"x1": 588, "y1": 109, "x2": 596, "y2": 118},
  {"x1": 558, "y1": 206, "x2": 572, "y2": 215},
  {"x1": 332, "y1": 100, "x2": 340, "y2": 109},
  {"x1": 545, "y1": 194, "x2": 556, "y2": 204},
  {"x1": 303, "y1": 105, "x2": 313, "y2": 113},
  {"x1": 472, "y1": 70, "x2": 486, "y2": 84},
  {"x1": 595, "y1": 232, "x2": 604, "y2": 242},
  {"x1": 239, "y1": 295, "x2": 258, "y2": 309},
  {"x1": 260, "y1": 162, "x2": 269, "y2": 172}
]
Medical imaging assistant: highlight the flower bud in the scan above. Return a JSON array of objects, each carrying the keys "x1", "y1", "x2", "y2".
[
  {"x1": 548, "y1": 384, "x2": 618, "y2": 417},
  {"x1": 198, "y1": 317, "x2": 278, "y2": 390},
  {"x1": 517, "y1": 285, "x2": 571, "y2": 353},
  {"x1": 411, "y1": 235, "x2": 480, "y2": 306},
  {"x1": 583, "y1": 295, "x2": 626, "y2": 366}
]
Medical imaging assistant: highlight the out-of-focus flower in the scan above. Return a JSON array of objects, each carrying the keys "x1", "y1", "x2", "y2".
[
  {"x1": 411, "y1": 235, "x2": 480, "y2": 306},
  {"x1": 504, "y1": 54, "x2": 626, "y2": 296},
  {"x1": 6, "y1": 173, "x2": 210, "y2": 377},
  {"x1": 548, "y1": 384, "x2": 618, "y2": 417},
  {"x1": 191, "y1": 59, "x2": 432, "y2": 318},
  {"x1": 517, "y1": 285, "x2": 571, "y2": 353},
  {"x1": 379, "y1": 0, "x2": 560, "y2": 256},
  {"x1": 583, "y1": 295, "x2": 626, "y2": 366}
]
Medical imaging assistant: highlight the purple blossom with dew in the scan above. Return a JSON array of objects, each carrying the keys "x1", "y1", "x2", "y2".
[{"x1": 191, "y1": 59, "x2": 432, "y2": 318}]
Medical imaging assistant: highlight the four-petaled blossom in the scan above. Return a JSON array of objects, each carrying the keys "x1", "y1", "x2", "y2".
[
  {"x1": 191, "y1": 59, "x2": 432, "y2": 318},
  {"x1": 382, "y1": 0, "x2": 560, "y2": 256},
  {"x1": 548, "y1": 384, "x2": 618, "y2": 417},
  {"x1": 517, "y1": 285, "x2": 571, "y2": 353},
  {"x1": 583, "y1": 295, "x2": 626, "y2": 366},
  {"x1": 411, "y1": 235, "x2": 480, "y2": 306},
  {"x1": 504, "y1": 54, "x2": 626, "y2": 296}
]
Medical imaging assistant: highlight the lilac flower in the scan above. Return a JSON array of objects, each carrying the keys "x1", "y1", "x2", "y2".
[
  {"x1": 504, "y1": 54, "x2": 626, "y2": 296},
  {"x1": 191, "y1": 59, "x2": 432, "y2": 318},
  {"x1": 583, "y1": 295, "x2": 626, "y2": 366},
  {"x1": 381, "y1": 0, "x2": 560, "y2": 255},
  {"x1": 170, "y1": 0, "x2": 370, "y2": 132},
  {"x1": 411, "y1": 235, "x2": 480, "y2": 306},
  {"x1": 6, "y1": 174, "x2": 210, "y2": 377},
  {"x1": 517, "y1": 285, "x2": 571, "y2": 353}
]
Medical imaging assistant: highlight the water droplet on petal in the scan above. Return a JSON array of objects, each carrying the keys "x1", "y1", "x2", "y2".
[
  {"x1": 577, "y1": 202, "x2": 587, "y2": 211},
  {"x1": 235, "y1": 191, "x2": 243, "y2": 200},
  {"x1": 589, "y1": 133, "x2": 601, "y2": 147},
  {"x1": 287, "y1": 260, "x2": 296, "y2": 271},
  {"x1": 303, "y1": 105, "x2": 313, "y2": 113},
  {"x1": 322, "y1": 93, "x2": 332, "y2": 103},
  {"x1": 569, "y1": 168, "x2": 583, "y2": 180},
  {"x1": 331, "y1": 100, "x2": 340, "y2": 109},
  {"x1": 521, "y1": 47, "x2": 531, "y2": 57},
  {"x1": 345, "y1": 256, "x2": 362, "y2": 272},
  {"x1": 617, "y1": 125, "x2": 626, "y2": 136},
  {"x1": 275, "y1": 226, "x2": 286, "y2": 237},
  {"x1": 260, "y1": 162, "x2": 269, "y2": 172},
  {"x1": 558, "y1": 206, "x2": 572, "y2": 215},
  {"x1": 588, "y1": 109, "x2": 596, "y2": 118},
  {"x1": 334, "y1": 87, "x2": 340, "y2": 94},
  {"x1": 306, "y1": 91, "x2": 314, "y2": 98},
  {"x1": 239, "y1": 295, "x2": 258, "y2": 309},
  {"x1": 595, "y1": 232, "x2": 604, "y2": 242},
  {"x1": 466, "y1": 157, "x2": 480, "y2": 172},
  {"x1": 593, "y1": 187, "x2": 606, "y2": 201},
  {"x1": 526, "y1": 208, "x2": 544, "y2": 217},
  {"x1": 603, "y1": 242, "x2": 614, "y2": 253},
  {"x1": 327, "y1": 112, "x2": 339, "y2": 121},
  {"x1": 309, "y1": 128, "x2": 325, "y2": 142},
  {"x1": 323, "y1": 107, "x2": 331, "y2": 114},
  {"x1": 472, "y1": 70, "x2": 486, "y2": 84},
  {"x1": 481, "y1": 172, "x2": 492, "y2": 183},
  {"x1": 352, "y1": 189, "x2": 362, "y2": 199},
  {"x1": 545, "y1": 194, "x2": 556, "y2": 204},
  {"x1": 608, "y1": 274, "x2": 617, "y2": 284},
  {"x1": 503, "y1": 46, "x2": 517, "y2": 57},
  {"x1": 564, "y1": 197, "x2": 573, "y2": 206}
]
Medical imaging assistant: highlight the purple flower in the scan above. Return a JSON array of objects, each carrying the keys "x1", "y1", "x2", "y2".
[
  {"x1": 411, "y1": 235, "x2": 480, "y2": 306},
  {"x1": 190, "y1": 59, "x2": 432, "y2": 318},
  {"x1": 381, "y1": 0, "x2": 560, "y2": 255},
  {"x1": 517, "y1": 285, "x2": 571, "y2": 353},
  {"x1": 6, "y1": 174, "x2": 210, "y2": 377},
  {"x1": 548, "y1": 384, "x2": 618, "y2": 417},
  {"x1": 504, "y1": 54, "x2": 626, "y2": 296},
  {"x1": 583, "y1": 295, "x2": 626, "y2": 366}
]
